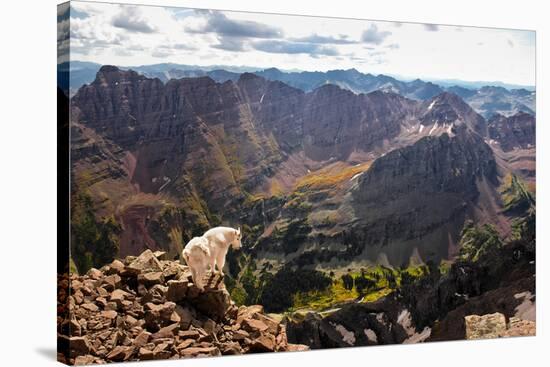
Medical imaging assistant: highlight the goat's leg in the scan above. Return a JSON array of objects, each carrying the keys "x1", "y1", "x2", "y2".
[
  {"x1": 190, "y1": 268, "x2": 200, "y2": 289},
  {"x1": 196, "y1": 269, "x2": 205, "y2": 291},
  {"x1": 216, "y1": 253, "x2": 226, "y2": 277},
  {"x1": 209, "y1": 257, "x2": 217, "y2": 276}
]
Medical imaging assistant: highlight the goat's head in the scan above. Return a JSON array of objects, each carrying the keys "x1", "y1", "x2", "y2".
[{"x1": 232, "y1": 227, "x2": 242, "y2": 250}]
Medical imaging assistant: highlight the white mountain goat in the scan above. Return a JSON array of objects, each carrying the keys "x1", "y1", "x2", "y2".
[
  {"x1": 181, "y1": 227, "x2": 242, "y2": 290},
  {"x1": 202, "y1": 226, "x2": 242, "y2": 277},
  {"x1": 181, "y1": 236, "x2": 211, "y2": 291}
]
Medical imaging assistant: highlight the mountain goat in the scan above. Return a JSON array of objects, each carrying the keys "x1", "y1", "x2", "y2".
[
  {"x1": 202, "y1": 226, "x2": 242, "y2": 277},
  {"x1": 182, "y1": 227, "x2": 242, "y2": 290},
  {"x1": 181, "y1": 236, "x2": 211, "y2": 291}
]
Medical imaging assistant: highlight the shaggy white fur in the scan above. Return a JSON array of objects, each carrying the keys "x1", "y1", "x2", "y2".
[{"x1": 182, "y1": 227, "x2": 242, "y2": 290}]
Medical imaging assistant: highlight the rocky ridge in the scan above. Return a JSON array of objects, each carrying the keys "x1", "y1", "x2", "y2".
[
  {"x1": 488, "y1": 112, "x2": 536, "y2": 152},
  {"x1": 68, "y1": 66, "x2": 536, "y2": 274},
  {"x1": 57, "y1": 250, "x2": 307, "y2": 365}
]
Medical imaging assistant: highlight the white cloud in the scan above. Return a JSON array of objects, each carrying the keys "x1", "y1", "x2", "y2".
[
  {"x1": 112, "y1": 6, "x2": 157, "y2": 33},
  {"x1": 361, "y1": 24, "x2": 392, "y2": 45},
  {"x1": 66, "y1": 1, "x2": 535, "y2": 86}
]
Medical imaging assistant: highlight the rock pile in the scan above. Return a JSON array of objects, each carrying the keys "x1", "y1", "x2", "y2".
[
  {"x1": 57, "y1": 250, "x2": 307, "y2": 365},
  {"x1": 464, "y1": 312, "x2": 535, "y2": 340}
]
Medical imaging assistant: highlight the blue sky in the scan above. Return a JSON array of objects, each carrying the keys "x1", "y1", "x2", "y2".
[{"x1": 58, "y1": 1, "x2": 536, "y2": 86}]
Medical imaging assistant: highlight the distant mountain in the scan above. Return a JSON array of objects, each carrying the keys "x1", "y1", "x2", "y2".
[
  {"x1": 254, "y1": 67, "x2": 445, "y2": 100},
  {"x1": 462, "y1": 86, "x2": 535, "y2": 119},
  {"x1": 423, "y1": 77, "x2": 535, "y2": 91},
  {"x1": 60, "y1": 61, "x2": 254, "y2": 95},
  {"x1": 61, "y1": 61, "x2": 536, "y2": 119},
  {"x1": 69, "y1": 66, "x2": 533, "y2": 270},
  {"x1": 252, "y1": 68, "x2": 535, "y2": 118},
  {"x1": 57, "y1": 61, "x2": 102, "y2": 97}
]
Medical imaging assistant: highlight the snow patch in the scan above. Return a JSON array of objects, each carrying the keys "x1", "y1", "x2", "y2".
[
  {"x1": 350, "y1": 172, "x2": 363, "y2": 181},
  {"x1": 397, "y1": 309, "x2": 410, "y2": 325},
  {"x1": 418, "y1": 125, "x2": 424, "y2": 133},
  {"x1": 429, "y1": 122, "x2": 439, "y2": 135},
  {"x1": 427, "y1": 100, "x2": 437, "y2": 111},
  {"x1": 331, "y1": 323, "x2": 356, "y2": 345},
  {"x1": 158, "y1": 176, "x2": 172, "y2": 192},
  {"x1": 364, "y1": 329, "x2": 378, "y2": 343},
  {"x1": 447, "y1": 123, "x2": 453, "y2": 134},
  {"x1": 260, "y1": 93, "x2": 265, "y2": 103}
]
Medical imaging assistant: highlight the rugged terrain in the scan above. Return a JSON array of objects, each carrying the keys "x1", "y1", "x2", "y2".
[
  {"x1": 62, "y1": 61, "x2": 536, "y2": 119},
  {"x1": 65, "y1": 64, "x2": 535, "y2": 330},
  {"x1": 69, "y1": 66, "x2": 535, "y2": 274},
  {"x1": 62, "y1": 64, "x2": 536, "y2": 357},
  {"x1": 57, "y1": 249, "x2": 307, "y2": 364},
  {"x1": 285, "y1": 211, "x2": 536, "y2": 347}
]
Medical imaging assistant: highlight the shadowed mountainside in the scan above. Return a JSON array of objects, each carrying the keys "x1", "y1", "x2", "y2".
[{"x1": 69, "y1": 66, "x2": 535, "y2": 276}]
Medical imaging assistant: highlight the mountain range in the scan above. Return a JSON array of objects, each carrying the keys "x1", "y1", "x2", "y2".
[
  {"x1": 60, "y1": 61, "x2": 535, "y2": 119},
  {"x1": 68, "y1": 65, "x2": 536, "y2": 274}
]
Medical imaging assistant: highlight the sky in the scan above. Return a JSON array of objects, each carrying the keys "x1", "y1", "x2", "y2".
[{"x1": 58, "y1": 1, "x2": 536, "y2": 86}]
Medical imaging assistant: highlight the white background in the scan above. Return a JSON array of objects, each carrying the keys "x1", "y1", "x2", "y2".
[{"x1": 0, "y1": 0, "x2": 547, "y2": 365}]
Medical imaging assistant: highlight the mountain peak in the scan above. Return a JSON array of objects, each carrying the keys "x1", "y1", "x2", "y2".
[
  {"x1": 239, "y1": 72, "x2": 263, "y2": 82},
  {"x1": 98, "y1": 65, "x2": 121, "y2": 73}
]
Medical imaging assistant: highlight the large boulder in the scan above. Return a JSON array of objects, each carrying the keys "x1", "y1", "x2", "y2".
[{"x1": 57, "y1": 250, "x2": 296, "y2": 364}]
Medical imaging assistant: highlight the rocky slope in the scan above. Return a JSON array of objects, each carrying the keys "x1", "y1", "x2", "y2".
[
  {"x1": 69, "y1": 66, "x2": 421, "y2": 265},
  {"x1": 285, "y1": 220, "x2": 536, "y2": 348},
  {"x1": 348, "y1": 126, "x2": 500, "y2": 265},
  {"x1": 463, "y1": 86, "x2": 535, "y2": 119},
  {"x1": 488, "y1": 112, "x2": 536, "y2": 152},
  {"x1": 69, "y1": 66, "x2": 535, "y2": 274},
  {"x1": 57, "y1": 250, "x2": 307, "y2": 365}
]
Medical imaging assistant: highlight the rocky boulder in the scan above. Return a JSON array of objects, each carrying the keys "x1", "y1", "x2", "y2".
[
  {"x1": 57, "y1": 250, "x2": 307, "y2": 365},
  {"x1": 465, "y1": 312, "x2": 535, "y2": 340}
]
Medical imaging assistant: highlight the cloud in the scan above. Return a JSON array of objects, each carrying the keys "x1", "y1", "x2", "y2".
[
  {"x1": 423, "y1": 24, "x2": 439, "y2": 31},
  {"x1": 290, "y1": 33, "x2": 357, "y2": 45},
  {"x1": 70, "y1": 33, "x2": 129, "y2": 56},
  {"x1": 187, "y1": 10, "x2": 282, "y2": 39},
  {"x1": 252, "y1": 40, "x2": 339, "y2": 56},
  {"x1": 57, "y1": 4, "x2": 71, "y2": 63},
  {"x1": 211, "y1": 36, "x2": 247, "y2": 52},
  {"x1": 393, "y1": 22, "x2": 403, "y2": 28},
  {"x1": 71, "y1": 7, "x2": 89, "y2": 20},
  {"x1": 385, "y1": 43, "x2": 400, "y2": 50},
  {"x1": 114, "y1": 48, "x2": 135, "y2": 57},
  {"x1": 57, "y1": 3, "x2": 69, "y2": 23},
  {"x1": 361, "y1": 24, "x2": 391, "y2": 45},
  {"x1": 171, "y1": 43, "x2": 197, "y2": 51},
  {"x1": 150, "y1": 42, "x2": 196, "y2": 57},
  {"x1": 151, "y1": 48, "x2": 173, "y2": 58},
  {"x1": 112, "y1": 6, "x2": 157, "y2": 33}
]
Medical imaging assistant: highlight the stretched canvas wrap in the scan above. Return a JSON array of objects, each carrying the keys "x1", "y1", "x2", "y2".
[{"x1": 57, "y1": 1, "x2": 536, "y2": 365}]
